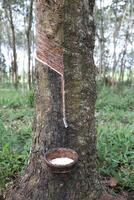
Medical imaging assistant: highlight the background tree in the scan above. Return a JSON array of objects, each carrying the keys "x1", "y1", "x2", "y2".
[
  {"x1": 0, "y1": 53, "x2": 7, "y2": 85},
  {"x1": 25, "y1": 0, "x2": 34, "y2": 90},
  {"x1": 94, "y1": 0, "x2": 134, "y2": 85},
  {"x1": 0, "y1": 0, "x2": 35, "y2": 89},
  {"x1": 3, "y1": 0, "x2": 18, "y2": 88}
]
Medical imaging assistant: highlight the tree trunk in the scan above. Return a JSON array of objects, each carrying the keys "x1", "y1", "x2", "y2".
[
  {"x1": 99, "y1": 0, "x2": 105, "y2": 77},
  {"x1": 31, "y1": 29, "x2": 35, "y2": 86},
  {"x1": 112, "y1": 1, "x2": 128, "y2": 86},
  {"x1": 119, "y1": 36, "x2": 128, "y2": 83},
  {"x1": 6, "y1": 0, "x2": 101, "y2": 199},
  {"x1": 112, "y1": 5, "x2": 117, "y2": 86},
  {"x1": 8, "y1": 4, "x2": 18, "y2": 89},
  {"x1": 27, "y1": 33, "x2": 32, "y2": 89},
  {"x1": 26, "y1": 0, "x2": 34, "y2": 90}
]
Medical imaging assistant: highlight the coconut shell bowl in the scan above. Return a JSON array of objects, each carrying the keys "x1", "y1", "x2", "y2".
[{"x1": 43, "y1": 148, "x2": 79, "y2": 173}]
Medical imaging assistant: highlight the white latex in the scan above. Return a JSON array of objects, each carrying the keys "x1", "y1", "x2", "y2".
[{"x1": 50, "y1": 157, "x2": 73, "y2": 165}]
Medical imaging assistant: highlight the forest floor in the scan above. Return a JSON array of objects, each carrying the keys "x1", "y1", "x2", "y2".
[{"x1": 0, "y1": 85, "x2": 134, "y2": 199}]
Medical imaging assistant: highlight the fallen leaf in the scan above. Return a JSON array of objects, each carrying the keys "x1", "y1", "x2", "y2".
[{"x1": 108, "y1": 177, "x2": 118, "y2": 187}]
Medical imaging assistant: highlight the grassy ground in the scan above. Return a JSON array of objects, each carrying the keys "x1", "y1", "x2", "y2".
[
  {"x1": 96, "y1": 85, "x2": 134, "y2": 191},
  {"x1": 0, "y1": 89, "x2": 33, "y2": 190},
  {"x1": 0, "y1": 85, "x2": 134, "y2": 193}
]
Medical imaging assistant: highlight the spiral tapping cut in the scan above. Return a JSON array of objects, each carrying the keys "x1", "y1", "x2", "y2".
[{"x1": 35, "y1": 32, "x2": 68, "y2": 128}]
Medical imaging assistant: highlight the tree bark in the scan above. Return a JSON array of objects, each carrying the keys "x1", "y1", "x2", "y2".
[
  {"x1": 99, "y1": 0, "x2": 105, "y2": 77},
  {"x1": 112, "y1": 2, "x2": 118, "y2": 86},
  {"x1": 26, "y1": 0, "x2": 34, "y2": 90},
  {"x1": 6, "y1": 0, "x2": 101, "y2": 199},
  {"x1": 112, "y1": 1, "x2": 128, "y2": 86},
  {"x1": 4, "y1": 3, "x2": 18, "y2": 89},
  {"x1": 119, "y1": 31, "x2": 128, "y2": 83}
]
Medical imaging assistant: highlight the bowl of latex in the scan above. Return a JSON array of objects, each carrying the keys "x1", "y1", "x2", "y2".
[{"x1": 44, "y1": 148, "x2": 79, "y2": 173}]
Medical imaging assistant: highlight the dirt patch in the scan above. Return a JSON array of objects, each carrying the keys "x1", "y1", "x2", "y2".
[{"x1": 99, "y1": 192, "x2": 128, "y2": 200}]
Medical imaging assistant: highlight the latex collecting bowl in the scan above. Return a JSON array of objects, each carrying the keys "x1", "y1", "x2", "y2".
[{"x1": 44, "y1": 148, "x2": 79, "y2": 173}]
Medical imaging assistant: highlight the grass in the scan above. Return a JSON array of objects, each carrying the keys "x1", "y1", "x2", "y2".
[
  {"x1": 0, "y1": 89, "x2": 33, "y2": 189},
  {"x1": 0, "y1": 85, "x2": 134, "y2": 192},
  {"x1": 96, "y1": 85, "x2": 134, "y2": 190}
]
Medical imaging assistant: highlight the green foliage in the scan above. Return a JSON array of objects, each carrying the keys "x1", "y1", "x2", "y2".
[
  {"x1": 0, "y1": 143, "x2": 27, "y2": 188},
  {"x1": 97, "y1": 86, "x2": 134, "y2": 190},
  {"x1": 0, "y1": 89, "x2": 33, "y2": 188},
  {"x1": 0, "y1": 89, "x2": 27, "y2": 107},
  {"x1": 26, "y1": 90, "x2": 35, "y2": 107}
]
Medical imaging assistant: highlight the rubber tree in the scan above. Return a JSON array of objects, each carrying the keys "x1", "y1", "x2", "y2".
[
  {"x1": 26, "y1": 0, "x2": 34, "y2": 90},
  {"x1": 7, "y1": 0, "x2": 101, "y2": 199},
  {"x1": 3, "y1": 1, "x2": 18, "y2": 89}
]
